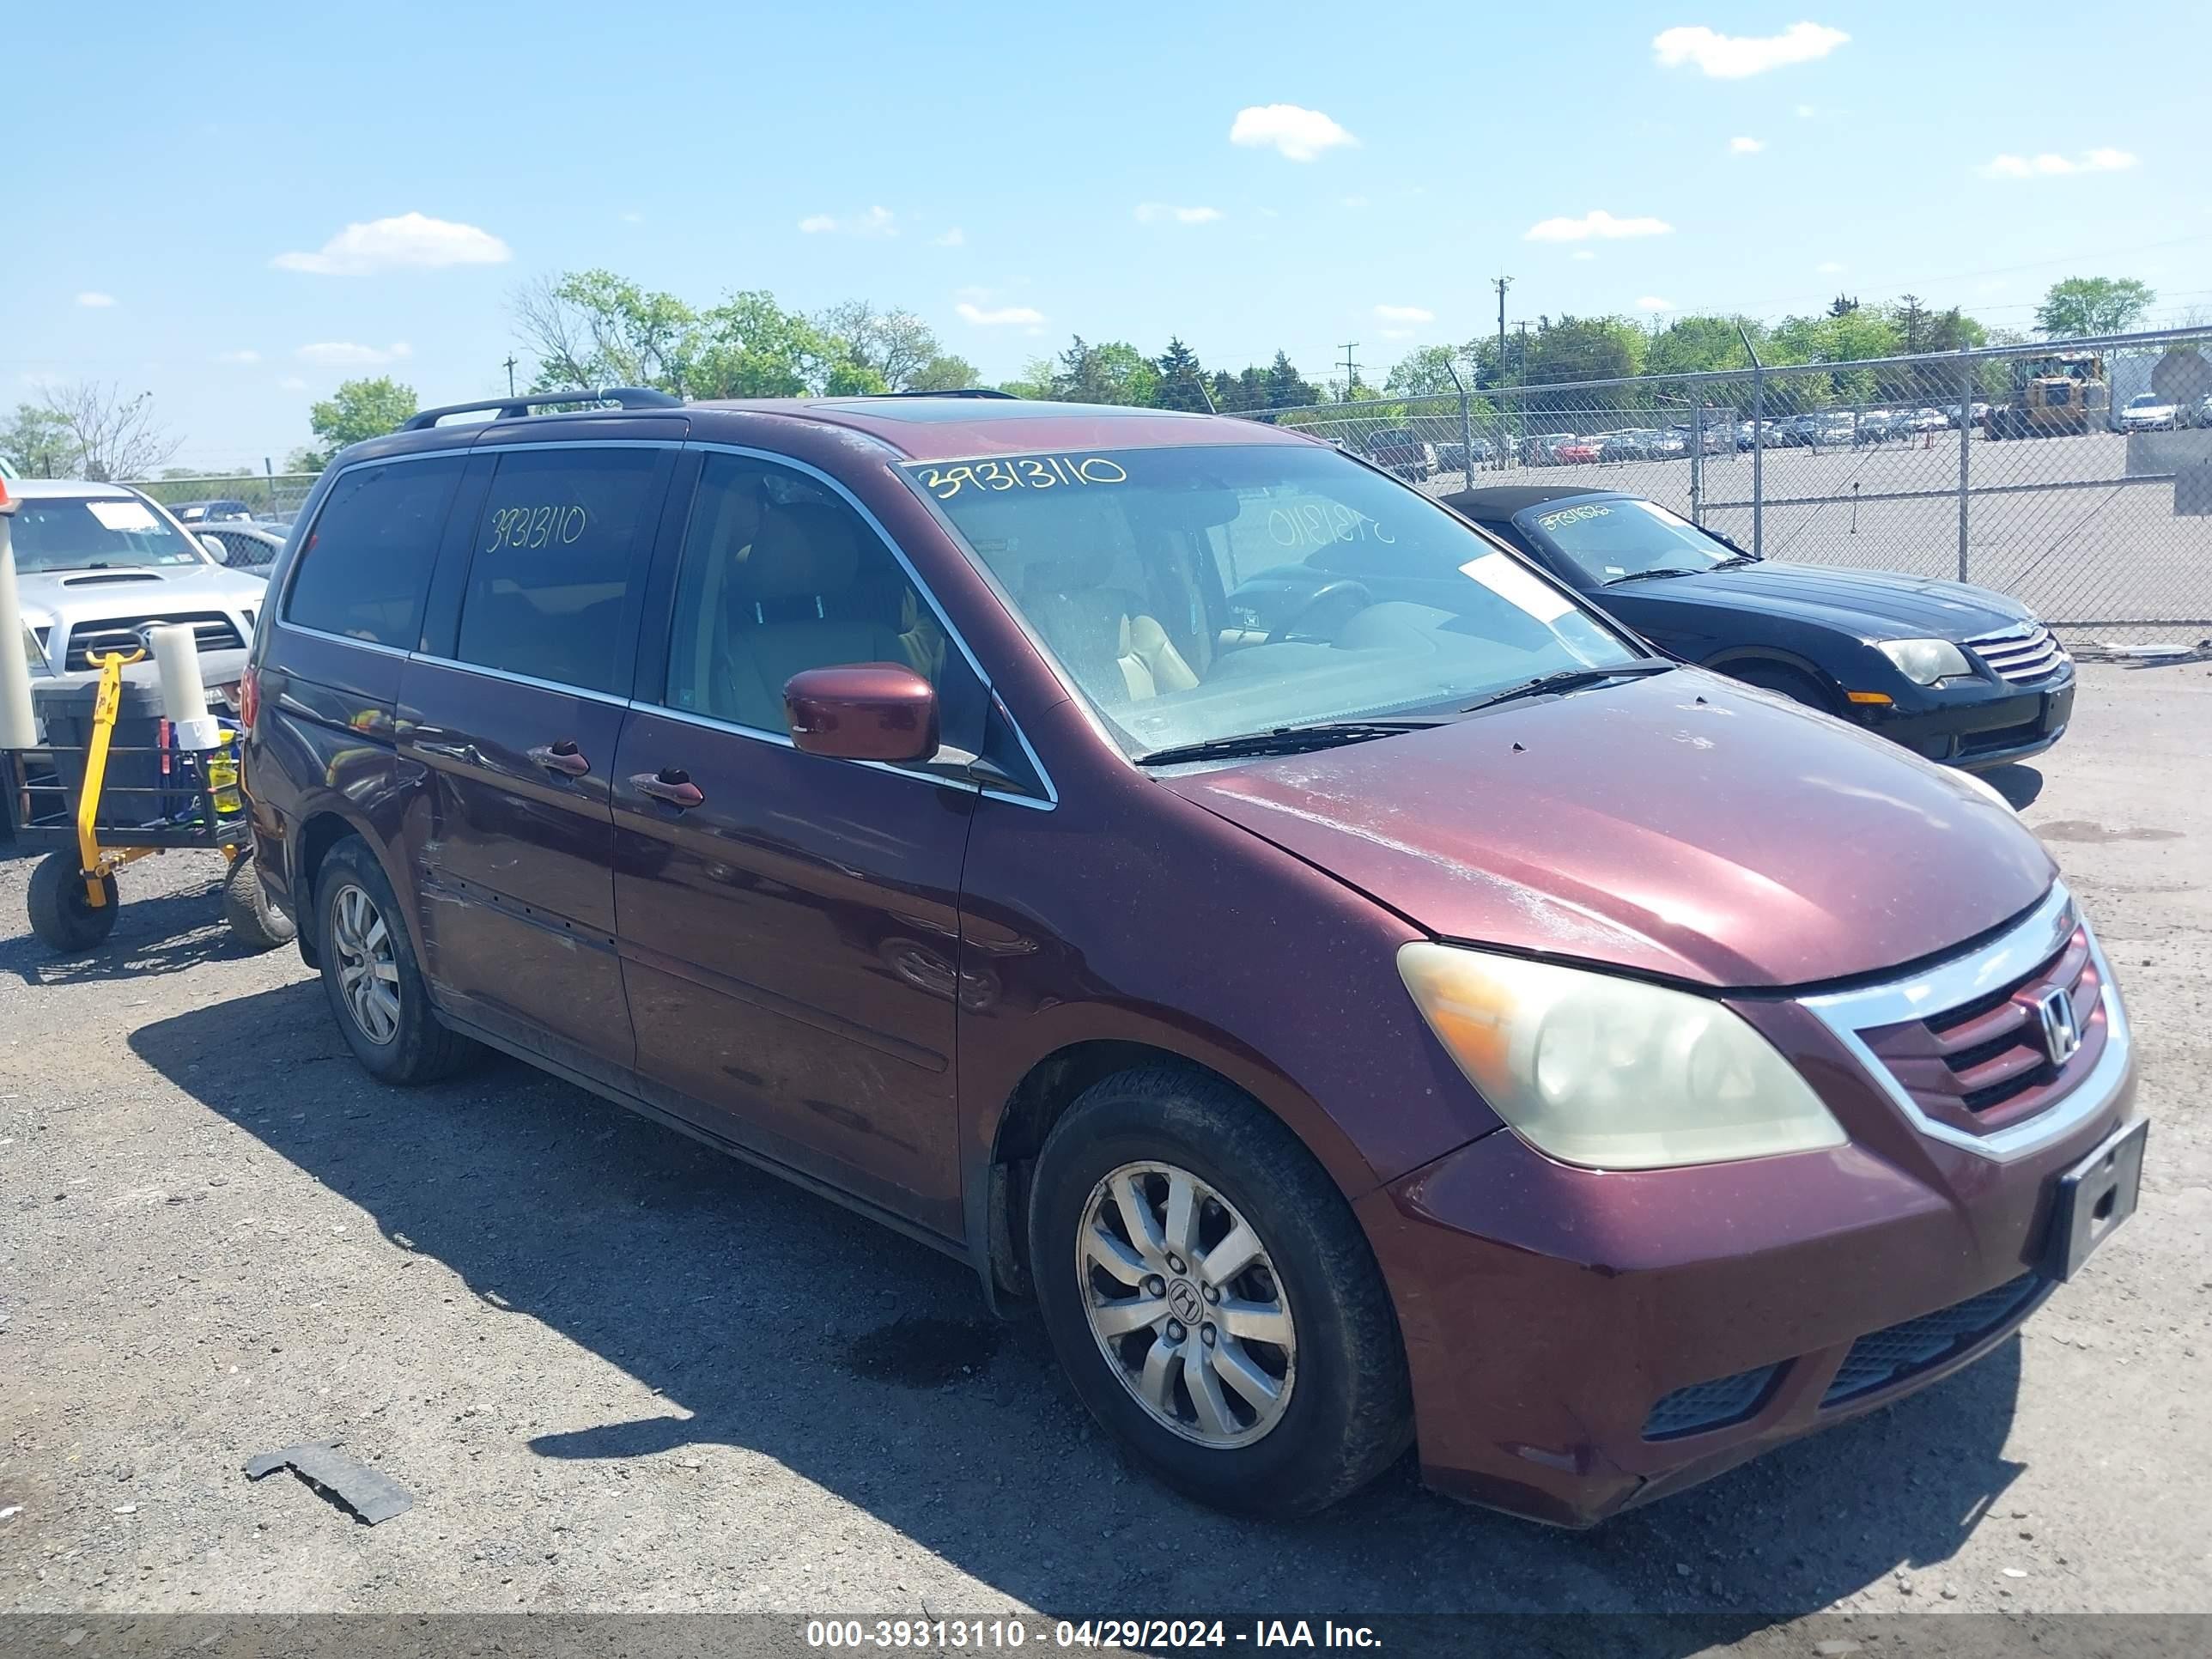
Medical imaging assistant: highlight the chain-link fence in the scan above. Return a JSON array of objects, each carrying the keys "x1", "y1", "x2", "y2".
[
  {"x1": 1230, "y1": 327, "x2": 2212, "y2": 641},
  {"x1": 124, "y1": 471, "x2": 322, "y2": 525}
]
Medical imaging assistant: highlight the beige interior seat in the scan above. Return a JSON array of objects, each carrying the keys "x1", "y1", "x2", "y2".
[
  {"x1": 710, "y1": 503, "x2": 908, "y2": 730},
  {"x1": 1020, "y1": 556, "x2": 1198, "y2": 704}
]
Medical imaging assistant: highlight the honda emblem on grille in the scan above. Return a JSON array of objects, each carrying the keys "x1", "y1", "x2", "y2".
[{"x1": 2035, "y1": 986, "x2": 2081, "y2": 1066}]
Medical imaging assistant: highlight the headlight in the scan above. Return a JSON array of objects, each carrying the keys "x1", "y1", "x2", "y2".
[
  {"x1": 19, "y1": 623, "x2": 47, "y2": 674},
  {"x1": 1876, "y1": 637, "x2": 1974, "y2": 685},
  {"x1": 1398, "y1": 943, "x2": 1847, "y2": 1170}
]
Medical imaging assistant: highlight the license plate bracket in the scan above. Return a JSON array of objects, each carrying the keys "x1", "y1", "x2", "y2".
[{"x1": 2046, "y1": 1117, "x2": 2147, "y2": 1281}]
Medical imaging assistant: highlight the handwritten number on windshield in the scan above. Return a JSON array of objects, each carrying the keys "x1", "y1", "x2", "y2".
[{"x1": 914, "y1": 455, "x2": 1127, "y2": 500}]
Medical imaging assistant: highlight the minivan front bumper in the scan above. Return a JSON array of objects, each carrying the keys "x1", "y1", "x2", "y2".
[{"x1": 1355, "y1": 896, "x2": 2138, "y2": 1527}]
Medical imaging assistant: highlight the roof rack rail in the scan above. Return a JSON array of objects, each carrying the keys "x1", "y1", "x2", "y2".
[
  {"x1": 400, "y1": 386, "x2": 684, "y2": 432},
  {"x1": 877, "y1": 387, "x2": 1018, "y2": 399}
]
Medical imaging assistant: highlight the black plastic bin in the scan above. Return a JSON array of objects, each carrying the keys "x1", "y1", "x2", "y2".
[{"x1": 15, "y1": 649, "x2": 249, "y2": 833}]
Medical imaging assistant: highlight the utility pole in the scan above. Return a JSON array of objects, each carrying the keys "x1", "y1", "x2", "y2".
[
  {"x1": 1493, "y1": 275, "x2": 1513, "y2": 386},
  {"x1": 502, "y1": 355, "x2": 518, "y2": 397},
  {"x1": 1339, "y1": 342, "x2": 1360, "y2": 397}
]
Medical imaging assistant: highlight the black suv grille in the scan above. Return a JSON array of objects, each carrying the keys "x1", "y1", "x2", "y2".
[
  {"x1": 1821, "y1": 1273, "x2": 2044, "y2": 1406},
  {"x1": 64, "y1": 613, "x2": 242, "y2": 672}
]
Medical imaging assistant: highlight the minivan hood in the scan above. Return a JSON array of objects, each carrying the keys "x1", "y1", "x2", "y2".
[
  {"x1": 1162, "y1": 672, "x2": 2054, "y2": 988},
  {"x1": 1613, "y1": 562, "x2": 2032, "y2": 641}
]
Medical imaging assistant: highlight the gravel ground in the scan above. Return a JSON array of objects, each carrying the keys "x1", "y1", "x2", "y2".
[{"x1": 1, "y1": 662, "x2": 2207, "y2": 1632}]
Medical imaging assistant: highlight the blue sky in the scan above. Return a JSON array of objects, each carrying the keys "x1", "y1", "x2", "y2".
[{"x1": 10, "y1": 1, "x2": 2208, "y2": 470}]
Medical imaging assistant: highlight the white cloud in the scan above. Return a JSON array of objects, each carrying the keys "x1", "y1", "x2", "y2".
[
  {"x1": 799, "y1": 205, "x2": 898, "y2": 236},
  {"x1": 1729, "y1": 136, "x2": 1765, "y2": 155},
  {"x1": 1229, "y1": 103, "x2": 1358, "y2": 162},
  {"x1": 1374, "y1": 304, "x2": 1435, "y2": 324},
  {"x1": 957, "y1": 301, "x2": 1046, "y2": 327},
  {"x1": 273, "y1": 212, "x2": 511, "y2": 276},
  {"x1": 1340, "y1": 195, "x2": 1370, "y2": 209},
  {"x1": 1133, "y1": 203, "x2": 1224, "y2": 225},
  {"x1": 76, "y1": 291, "x2": 117, "y2": 307},
  {"x1": 1979, "y1": 148, "x2": 2139, "y2": 179},
  {"x1": 295, "y1": 341, "x2": 413, "y2": 368},
  {"x1": 1571, "y1": 249, "x2": 1595, "y2": 261},
  {"x1": 1636, "y1": 296, "x2": 1675, "y2": 313},
  {"x1": 212, "y1": 349, "x2": 261, "y2": 364},
  {"x1": 278, "y1": 376, "x2": 308, "y2": 392},
  {"x1": 1817, "y1": 260, "x2": 1845, "y2": 274},
  {"x1": 1652, "y1": 22, "x2": 1849, "y2": 79},
  {"x1": 1525, "y1": 209, "x2": 1674, "y2": 242},
  {"x1": 934, "y1": 227, "x2": 966, "y2": 246}
]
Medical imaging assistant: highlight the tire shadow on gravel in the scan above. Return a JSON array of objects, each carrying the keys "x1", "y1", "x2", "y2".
[
  {"x1": 1, "y1": 875, "x2": 250, "y2": 985},
  {"x1": 131, "y1": 982, "x2": 2031, "y2": 1633}
]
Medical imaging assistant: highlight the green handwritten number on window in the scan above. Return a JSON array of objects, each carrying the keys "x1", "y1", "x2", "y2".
[{"x1": 485, "y1": 505, "x2": 589, "y2": 552}]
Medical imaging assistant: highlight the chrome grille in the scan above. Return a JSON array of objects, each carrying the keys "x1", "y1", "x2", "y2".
[
  {"x1": 62, "y1": 613, "x2": 243, "y2": 673},
  {"x1": 1967, "y1": 623, "x2": 2066, "y2": 685}
]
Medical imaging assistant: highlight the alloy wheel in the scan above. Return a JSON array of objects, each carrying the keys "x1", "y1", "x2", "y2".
[
  {"x1": 329, "y1": 882, "x2": 401, "y2": 1046},
  {"x1": 1075, "y1": 1161, "x2": 1297, "y2": 1449}
]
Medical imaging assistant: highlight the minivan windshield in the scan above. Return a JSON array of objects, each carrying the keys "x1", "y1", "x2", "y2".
[
  {"x1": 1520, "y1": 495, "x2": 1744, "y2": 586},
  {"x1": 907, "y1": 443, "x2": 1641, "y2": 759},
  {"x1": 9, "y1": 495, "x2": 208, "y2": 574}
]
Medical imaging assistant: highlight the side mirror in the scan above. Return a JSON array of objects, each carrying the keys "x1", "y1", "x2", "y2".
[
  {"x1": 783, "y1": 663, "x2": 939, "y2": 763},
  {"x1": 199, "y1": 533, "x2": 231, "y2": 564}
]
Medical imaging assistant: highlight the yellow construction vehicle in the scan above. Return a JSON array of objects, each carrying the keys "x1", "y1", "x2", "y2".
[{"x1": 1986, "y1": 350, "x2": 2110, "y2": 439}]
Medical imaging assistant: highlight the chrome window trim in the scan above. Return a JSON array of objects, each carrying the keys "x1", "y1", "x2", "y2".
[
  {"x1": 407, "y1": 651, "x2": 632, "y2": 709},
  {"x1": 1802, "y1": 882, "x2": 2132, "y2": 1162},
  {"x1": 273, "y1": 619, "x2": 412, "y2": 660}
]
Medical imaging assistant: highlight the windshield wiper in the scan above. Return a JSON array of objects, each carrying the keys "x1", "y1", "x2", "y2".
[
  {"x1": 1136, "y1": 719, "x2": 1441, "y2": 767},
  {"x1": 1602, "y1": 566, "x2": 1705, "y2": 586},
  {"x1": 1710, "y1": 552, "x2": 1761, "y2": 569},
  {"x1": 1462, "y1": 659, "x2": 1674, "y2": 713}
]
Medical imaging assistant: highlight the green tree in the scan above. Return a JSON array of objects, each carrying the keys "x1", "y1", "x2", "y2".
[
  {"x1": 295, "y1": 377, "x2": 418, "y2": 471},
  {"x1": 512, "y1": 270, "x2": 705, "y2": 392},
  {"x1": 1265, "y1": 350, "x2": 1321, "y2": 408},
  {"x1": 905, "y1": 352, "x2": 982, "y2": 392},
  {"x1": 1644, "y1": 314, "x2": 1763, "y2": 377},
  {"x1": 1153, "y1": 337, "x2": 1210, "y2": 410},
  {"x1": 696, "y1": 290, "x2": 842, "y2": 398},
  {"x1": 2035, "y1": 276, "x2": 2155, "y2": 338},
  {"x1": 996, "y1": 356, "x2": 1057, "y2": 399},
  {"x1": 1827, "y1": 294, "x2": 1860, "y2": 319},
  {"x1": 815, "y1": 301, "x2": 953, "y2": 392},
  {"x1": 1051, "y1": 337, "x2": 1161, "y2": 406},
  {"x1": 1383, "y1": 344, "x2": 1462, "y2": 398},
  {"x1": 1522, "y1": 316, "x2": 1646, "y2": 385},
  {"x1": 1, "y1": 404, "x2": 78, "y2": 477}
]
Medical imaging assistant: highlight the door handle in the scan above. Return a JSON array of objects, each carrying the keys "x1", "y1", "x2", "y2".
[
  {"x1": 632, "y1": 767, "x2": 704, "y2": 809},
  {"x1": 529, "y1": 740, "x2": 590, "y2": 778}
]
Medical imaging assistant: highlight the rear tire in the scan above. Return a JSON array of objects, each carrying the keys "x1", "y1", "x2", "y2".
[
  {"x1": 315, "y1": 836, "x2": 477, "y2": 1085},
  {"x1": 221, "y1": 849, "x2": 296, "y2": 952},
  {"x1": 27, "y1": 852, "x2": 118, "y2": 954},
  {"x1": 1028, "y1": 1066, "x2": 1413, "y2": 1517}
]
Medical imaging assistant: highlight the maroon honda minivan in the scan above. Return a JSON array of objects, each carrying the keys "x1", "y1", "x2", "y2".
[{"x1": 241, "y1": 391, "x2": 2143, "y2": 1525}]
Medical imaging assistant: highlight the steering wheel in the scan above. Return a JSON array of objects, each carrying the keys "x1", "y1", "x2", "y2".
[{"x1": 1264, "y1": 580, "x2": 1374, "y2": 646}]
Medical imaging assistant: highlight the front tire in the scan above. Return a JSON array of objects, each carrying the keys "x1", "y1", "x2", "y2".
[
  {"x1": 315, "y1": 836, "x2": 477, "y2": 1085},
  {"x1": 1028, "y1": 1067, "x2": 1412, "y2": 1517}
]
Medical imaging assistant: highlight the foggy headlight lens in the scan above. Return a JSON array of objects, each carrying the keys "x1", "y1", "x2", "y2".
[
  {"x1": 20, "y1": 623, "x2": 46, "y2": 673},
  {"x1": 1876, "y1": 637, "x2": 1973, "y2": 684},
  {"x1": 1399, "y1": 943, "x2": 1847, "y2": 1170}
]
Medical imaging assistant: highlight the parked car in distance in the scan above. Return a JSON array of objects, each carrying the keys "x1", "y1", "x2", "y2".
[
  {"x1": 243, "y1": 393, "x2": 2140, "y2": 1528},
  {"x1": 1363, "y1": 427, "x2": 1437, "y2": 481},
  {"x1": 193, "y1": 522, "x2": 286, "y2": 574},
  {"x1": 6, "y1": 479, "x2": 266, "y2": 678},
  {"x1": 1594, "y1": 430, "x2": 1649, "y2": 463},
  {"x1": 1445, "y1": 484, "x2": 2076, "y2": 770},
  {"x1": 1523, "y1": 431, "x2": 1577, "y2": 465},
  {"x1": 170, "y1": 498, "x2": 256, "y2": 524},
  {"x1": 1436, "y1": 436, "x2": 1496, "y2": 472},
  {"x1": 2118, "y1": 393, "x2": 2178, "y2": 433},
  {"x1": 1552, "y1": 437, "x2": 1602, "y2": 465}
]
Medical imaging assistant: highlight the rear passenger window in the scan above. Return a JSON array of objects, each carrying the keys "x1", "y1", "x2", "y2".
[
  {"x1": 285, "y1": 458, "x2": 463, "y2": 648},
  {"x1": 455, "y1": 448, "x2": 663, "y2": 696}
]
